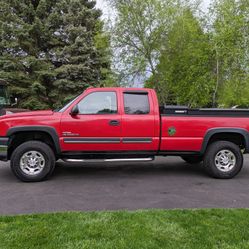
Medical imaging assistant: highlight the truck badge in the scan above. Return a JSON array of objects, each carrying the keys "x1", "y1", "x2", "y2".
[{"x1": 168, "y1": 127, "x2": 176, "y2": 136}]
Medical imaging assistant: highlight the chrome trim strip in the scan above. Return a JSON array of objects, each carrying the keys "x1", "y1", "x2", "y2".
[
  {"x1": 63, "y1": 137, "x2": 153, "y2": 144},
  {"x1": 64, "y1": 138, "x2": 121, "y2": 144},
  {"x1": 105, "y1": 158, "x2": 153, "y2": 162},
  {"x1": 63, "y1": 158, "x2": 154, "y2": 163},
  {"x1": 122, "y1": 138, "x2": 152, "y2": 144},
  {"x1": 63, "y1": 159, "x2": 85, "y2": 162}
]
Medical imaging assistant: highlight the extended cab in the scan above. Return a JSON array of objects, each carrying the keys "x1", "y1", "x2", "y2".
[{"x1": 0, "y1": 87, "x2": 249, "y2": 182}]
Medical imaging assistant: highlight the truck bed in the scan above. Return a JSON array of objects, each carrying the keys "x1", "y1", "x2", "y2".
[
  {"x1": 160, "y1": 106, "x2": 249, "y2": 116},
  {"x1": 159, "y1": 106, "x2": 249, "y2": 153}
]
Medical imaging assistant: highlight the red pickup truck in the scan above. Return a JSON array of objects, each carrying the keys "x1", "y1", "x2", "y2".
[{"x1": 0, "y1": 87, "x2": 248, "y2": 182}]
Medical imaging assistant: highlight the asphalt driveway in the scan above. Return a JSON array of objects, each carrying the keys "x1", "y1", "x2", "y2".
[{"x1": 1, "y1": 156, "x2": 249, "y2": 215}]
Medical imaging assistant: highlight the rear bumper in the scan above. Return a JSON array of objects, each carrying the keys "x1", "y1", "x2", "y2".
[{"x1": 0, "y1": 137, "x2": 8, "y2": 161}]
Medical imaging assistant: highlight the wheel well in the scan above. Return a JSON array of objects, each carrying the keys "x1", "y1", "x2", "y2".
[
  {"x1": 8, "y1": 131, "x2": 57, "y2": 159},
  {"x1": 206, "y1": 132, "x2": 246, "y2": 151}
]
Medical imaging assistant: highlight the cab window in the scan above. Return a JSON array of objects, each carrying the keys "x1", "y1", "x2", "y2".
[
  {"x1": 123, "y1": 92, "x2": 150, "y2": 114},
  {"x1": 78, "y1": 92, "x2": 117, "y2": 114}
]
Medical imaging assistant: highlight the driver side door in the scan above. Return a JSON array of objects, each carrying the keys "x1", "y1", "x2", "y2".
[{"x1": 60, "y1": 90, "x2": 122, "y2": 152}]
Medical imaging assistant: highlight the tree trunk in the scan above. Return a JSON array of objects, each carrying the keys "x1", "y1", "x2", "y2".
[{"x1": 213, "y1": 49, "x2": 219, "y2": 107}]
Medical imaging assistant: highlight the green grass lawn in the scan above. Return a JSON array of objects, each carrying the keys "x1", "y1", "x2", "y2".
[{"x1": 0, "y1": 209, "x2": 249, "y2": 249}]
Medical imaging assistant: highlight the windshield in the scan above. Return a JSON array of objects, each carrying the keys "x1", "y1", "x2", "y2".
[
  {"x1": 54, "y1": 94, "x2": 81, "y2": 112},
  {"x1": 0, "y1": 85, "x2": 10, "y2": 106}
]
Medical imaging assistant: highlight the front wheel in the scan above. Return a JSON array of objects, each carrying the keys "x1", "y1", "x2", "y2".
[
  {"x1": 203, "y1": 141, "x2": 243, "y2": 179},
  {"x1": 10, "y1": 141, "x2": 56, "y2": 182}
]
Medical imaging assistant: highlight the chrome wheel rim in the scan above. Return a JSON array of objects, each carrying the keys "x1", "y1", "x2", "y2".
[
  {"x1": 20, "y1": 151, "x2": 45, "y2": 176},
  {"x1": 215, "y1": 150, "x2": 236, "y2": 172}
]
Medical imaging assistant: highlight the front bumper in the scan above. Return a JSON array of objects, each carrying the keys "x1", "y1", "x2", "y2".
[{"x1": 0, "y1": 137, "x2": 8, "y2": 161}]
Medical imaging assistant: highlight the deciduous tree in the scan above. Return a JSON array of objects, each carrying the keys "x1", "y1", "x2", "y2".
[
  {"x1": 146, "y1": 9, "x2": 215, "y2": 107},
  {"x1": 211, "y1": 0, "x2": 249, "y2": 107},
  {"x1": 108, "y1": 0, "x2": 185, "y2": 83}
]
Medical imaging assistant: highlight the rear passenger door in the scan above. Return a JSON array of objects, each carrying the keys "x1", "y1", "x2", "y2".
[{"x1": 121, "y1": 90, "x2": 159, "y2": 152}]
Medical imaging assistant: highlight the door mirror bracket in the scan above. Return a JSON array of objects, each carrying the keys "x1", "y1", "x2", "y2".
[{"x1": 70, "y1": 105, "x2": 79, "y2": 116}]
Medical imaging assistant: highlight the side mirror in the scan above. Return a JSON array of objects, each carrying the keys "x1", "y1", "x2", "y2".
[
  {"x1": 10, "y1": 97, "x2": 18, "y2": 106},
  {"x1": 70, "y1": 105, "x2": 79, "y2": 116}
]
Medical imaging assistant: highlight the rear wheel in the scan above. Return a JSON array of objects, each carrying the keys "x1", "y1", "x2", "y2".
[
  {"x1": 181, "y1": 156, "x2": 203, "y2": 164},
  {"x1": 10, "y1": 141, "x2": 55, "y2": 182},
  {"x1": 203, "y1": 141, "x2": 243, "y2": 179}
]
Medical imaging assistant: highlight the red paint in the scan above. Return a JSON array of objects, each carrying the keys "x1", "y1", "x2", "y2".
[
  {"x1": 0, "y1": 87, "x2": 248, "y2": 154},
  {"x1": 160, "y1": 116, "x2": 249, "y2": 151}
]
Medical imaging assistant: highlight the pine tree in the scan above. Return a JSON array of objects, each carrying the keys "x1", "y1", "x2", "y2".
[{"x1": 0, "y1": 0, "x2": 111, "y2": 109}]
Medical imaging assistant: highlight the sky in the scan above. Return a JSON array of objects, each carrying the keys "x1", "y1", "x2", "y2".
[{"x1": 96, "y1": 0, "x2": 213, "y2": 17}]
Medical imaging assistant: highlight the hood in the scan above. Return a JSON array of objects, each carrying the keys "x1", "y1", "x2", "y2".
[
  {"x1": 0, "y1": 110, "x2": 54, "y2": 119},
  {"x1": 5, "y1": 108, "x2": 29, "y2": 114}
]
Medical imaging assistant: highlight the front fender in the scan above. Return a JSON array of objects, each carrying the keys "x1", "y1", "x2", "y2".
[{"x1": 7, "y1": 126, "x2": 61, "y2": 154}]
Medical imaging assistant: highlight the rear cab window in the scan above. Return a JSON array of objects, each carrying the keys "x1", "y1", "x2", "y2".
[{"x1": 123, "y1": 91, "x2": 150, "y2": 114}]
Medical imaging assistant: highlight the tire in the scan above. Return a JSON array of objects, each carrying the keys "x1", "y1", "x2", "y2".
[
  {"x1": 203, "y1": 141, "x2": 243, "y2": 179},
  {"x1": 10, "y1": 141, "x2": 56, "y2": 182},
  {"x1": 181, "y1": 156, "x2": 203, "y2": 164}
]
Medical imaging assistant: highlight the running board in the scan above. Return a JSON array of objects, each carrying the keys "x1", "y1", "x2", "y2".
[{"x1": 63, "y1": 158, "x2": 154, "y2": 163}]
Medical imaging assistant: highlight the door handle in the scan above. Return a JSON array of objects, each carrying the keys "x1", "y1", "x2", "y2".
[{"x1": 109, "y1": 120, "x2": 120, "y2": 126}]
